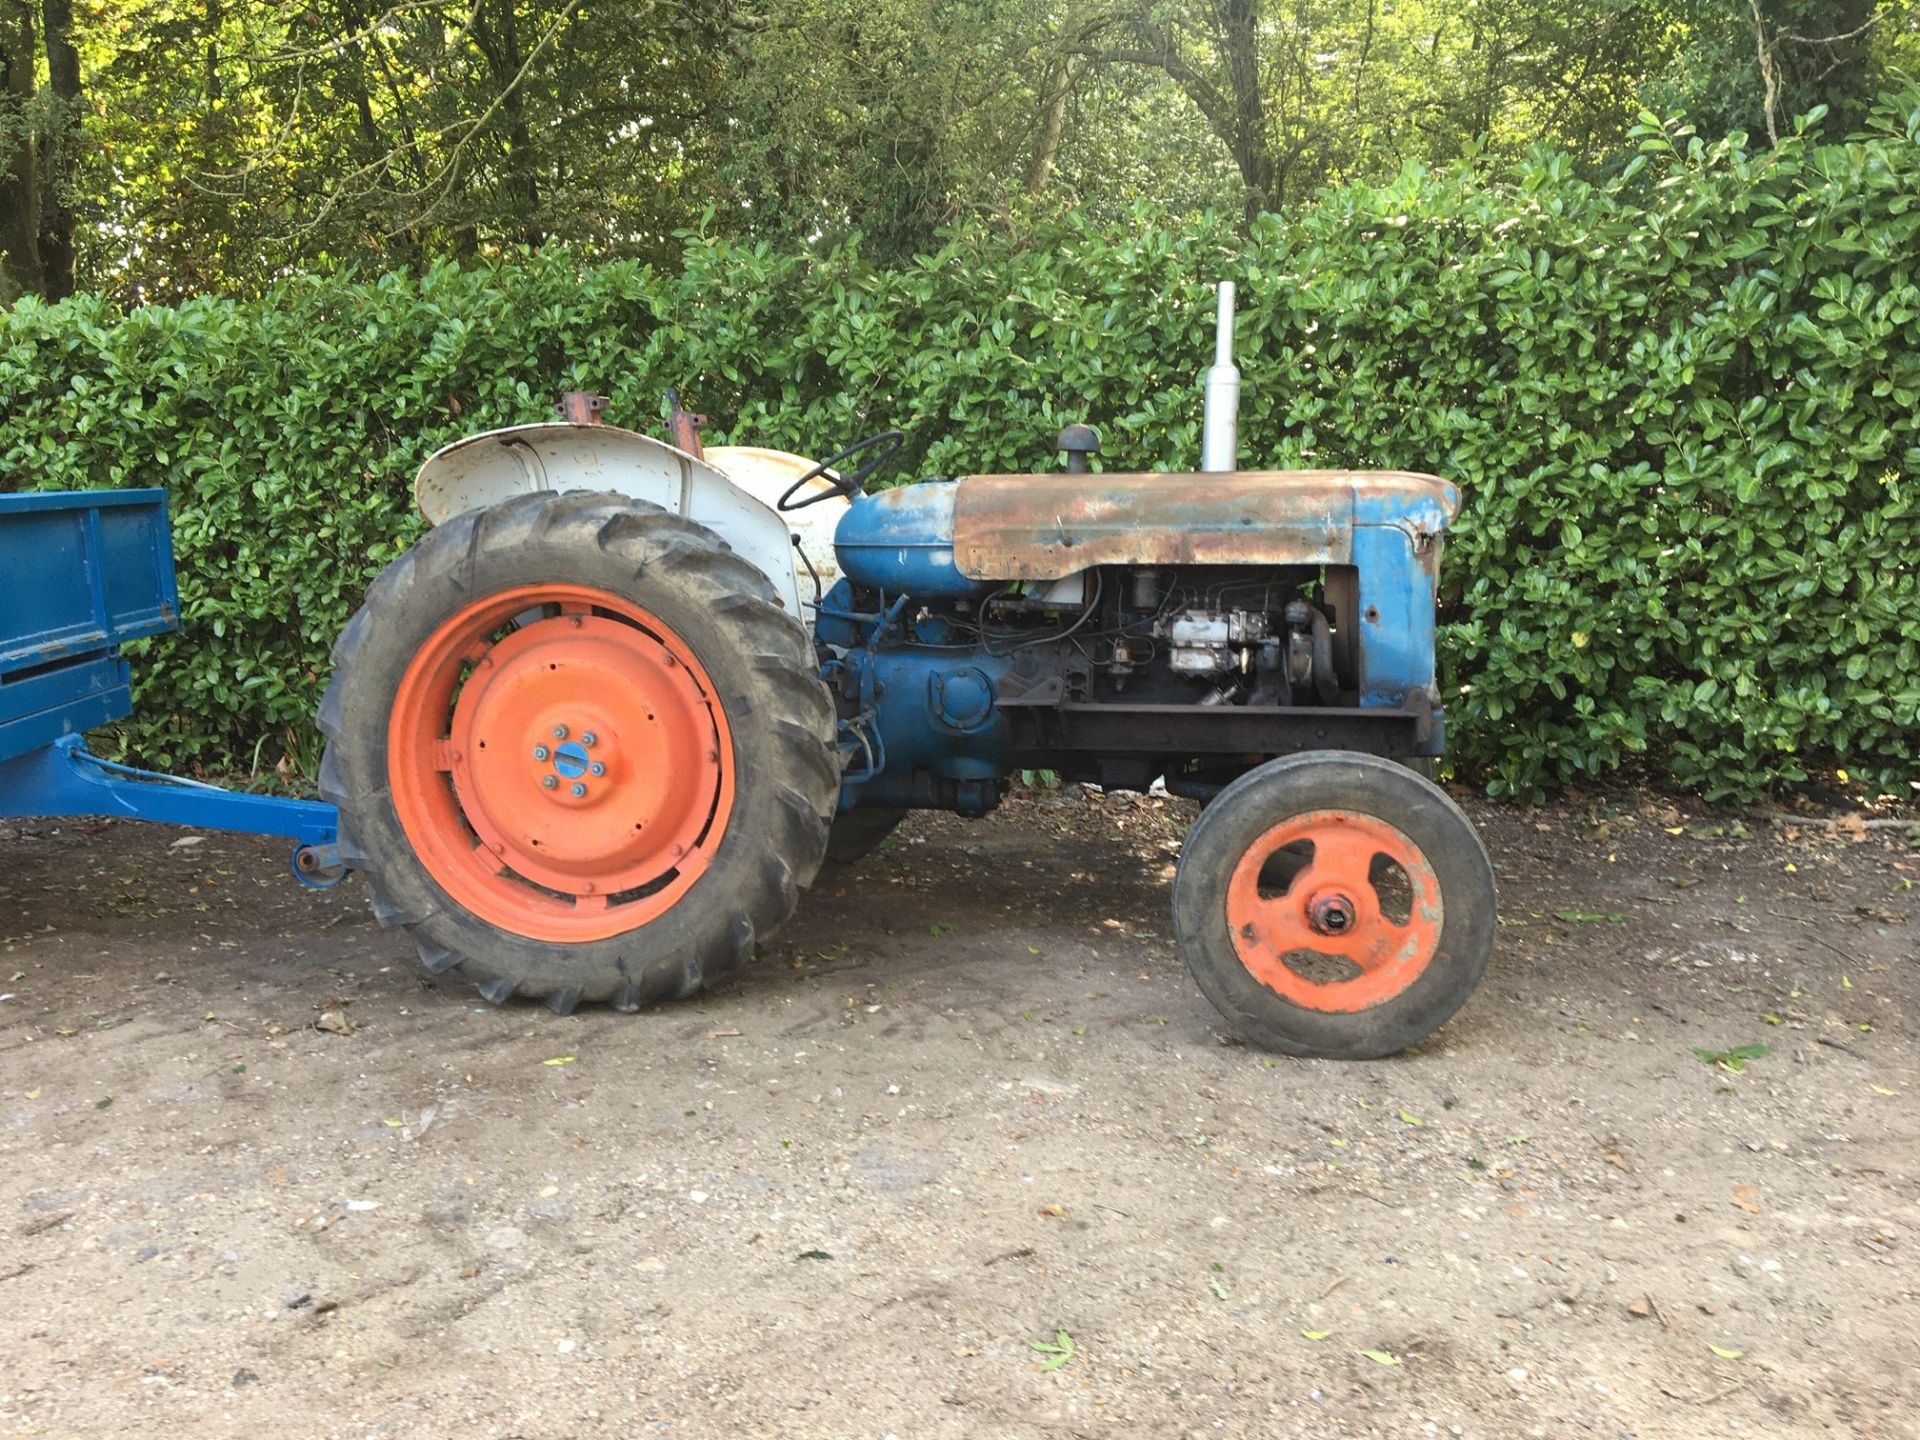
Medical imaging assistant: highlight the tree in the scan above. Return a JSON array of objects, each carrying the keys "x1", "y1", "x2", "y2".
[
  {"x1": 0, "y1": 0, "x2": 82, "y2": 301},
  {"x1": 1642, "y1": 1, "x2": 1915, "y2": 147},
  {"x1": 74, "y1": 0, "x2": 730, "y2": 302}
]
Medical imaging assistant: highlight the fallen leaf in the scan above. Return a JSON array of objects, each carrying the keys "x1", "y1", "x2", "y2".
[
  {"x1": 383, "y1": 1118, "x2": 404, "y2": 1128},
  {"x1": 1708, "y1": 1344, "x2": 1744, "y2": 1360},
  {"x1": 25, "y1": 1087, "x2": 40, "y2": 1100},
  {"x1": 1731, "y1": 1184, "x2": 1762, "y2": 1214},
  {"x1": 930, "y1": 921, "x2": 955, "y2": 937},
  {"x1": 1037, "y1": 1203, "x2": 1067, "y2": 1219},
  {"x1": 1625, "y1": 1297, "x2": 1652, "y2": 1318},
  {"x1": 315, "y1": 1010, "x2": 356, "y2": 1036},
  {"x1": 1208, "y1": 1275, "x2": 1229, "y2": 1301},
  {"x1": 1554, "y1": 909, "x2": 1625, "y2": 923},
  {"x1": 1398, "y1": 1109, "x2": 1424, "y2": 1127},
  {"x1": 1605, "y1": 1151, "x2": 1632, "y2": 1173},
  {"x1": 1691, "y1": 1042, "x2": 1769, "y2": 1074},
  {"x1": 542, "y1": 1056, "x2": 576, "y2": 1066},
  {"x1": 1301, "y1": 1329, "x2": 1332, "y2": 1341},
  {"x1": 1029, "y1": 1328, "x2": 1076, "y2": 1373},
  {"x1": 1760, "y1": 1012, "x2": 1782, "y2": 1025},
  {"x1": 1870, "y1": 1084, "x2": 1895, "y2": 1096},
  {"x1": 1357, "y1": 1349, "x2": 1401, "y2": 1366},
  {"x1": 1841, "y1": 975, "x2": 1853, "y2": 990},
  {"x1": 795, "y1": 1249, "x2": 833, "y2": 1261},
  {"x1": 95, "y1": 1096, "x2": 113, "y2": 1109}
]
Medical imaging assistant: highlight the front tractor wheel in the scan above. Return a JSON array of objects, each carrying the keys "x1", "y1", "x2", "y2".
[
  {"x1": 1173, "y1": 753, "x2": 1495, "y2": 1059},
  {"x1": 318, "y1": 491, "x2": 839, "y2": 1012}
]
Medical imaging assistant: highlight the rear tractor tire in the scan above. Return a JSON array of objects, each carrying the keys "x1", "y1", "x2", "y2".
[
  {"x1": 317, "y1": 491, "x2": 840, "y2": 1013},
  {"x1": 1172, "y1": 752, "x2": 1495, "y2": 1059}
]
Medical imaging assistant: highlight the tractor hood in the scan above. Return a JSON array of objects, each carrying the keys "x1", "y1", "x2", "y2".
[{"x1": 950, "y1": 470, "x2": 1458, "y2": 582}]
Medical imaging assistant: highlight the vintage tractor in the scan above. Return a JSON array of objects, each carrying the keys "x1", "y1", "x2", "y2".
[{"x1": 316, "y1": 285, "x2": 1496, "y2": 1058}]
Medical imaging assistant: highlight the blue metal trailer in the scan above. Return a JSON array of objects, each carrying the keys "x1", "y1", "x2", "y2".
[{"x1": 0, "y1": 488, "x2": 342, "y2": 882}]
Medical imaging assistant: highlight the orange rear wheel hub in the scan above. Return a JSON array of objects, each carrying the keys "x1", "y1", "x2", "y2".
[
  {"x1": 388, "y1": 584, "x2": 733, "y2": 942},
  {"x1": 1224, "y1": 811, "x2": 1442, "y2": 1013}
]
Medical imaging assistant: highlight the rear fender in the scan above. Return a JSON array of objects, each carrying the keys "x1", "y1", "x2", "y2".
[{"x1": 413, "y1": 424, "x2": 805, "y2": 618}]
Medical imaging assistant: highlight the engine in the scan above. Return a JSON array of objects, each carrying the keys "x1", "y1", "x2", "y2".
[{"x1": 974, "y1": 566, "x2": 1347, "y2": 711}]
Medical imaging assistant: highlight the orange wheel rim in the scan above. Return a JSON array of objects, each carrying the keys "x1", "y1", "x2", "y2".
[
  {"x1": 388, "y1": 584, "x2": 733, "y2": 942},
  {"x1": 1224, "y1": 811, "x2": 1442, "y2": 1013}
]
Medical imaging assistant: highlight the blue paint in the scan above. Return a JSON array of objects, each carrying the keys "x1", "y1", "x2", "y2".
[
  {"x1": 0, "y1": 734, "x2": 338, "y2": 847},
  {"x1": 832, "y1": 481, "x2": 995, "y2": 599},
  {"x1": 0, "y1": 489, "x2": 179, "y2": 765},
  {"x1": 552, "y1": 741, "x2": 590, "y2": 778},
  {"x1": 0, "y1": 489, "x2": 341, "y2": 868}
]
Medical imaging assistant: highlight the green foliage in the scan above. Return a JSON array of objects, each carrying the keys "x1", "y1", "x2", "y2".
[{"x1": 4, "y1": 95, "x2": 1918, "y2": 800}]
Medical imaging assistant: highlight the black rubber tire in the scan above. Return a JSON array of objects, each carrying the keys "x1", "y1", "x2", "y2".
[
  {"x1": 823, "y1": 806, "x2": 906, "y2": 866},
  {"x1": 1172, "y1": 751, "x2": 1495, "y2": 1059},
  {"x1": 316, "y1": 490, "x2": 840, "y2": 1013}
]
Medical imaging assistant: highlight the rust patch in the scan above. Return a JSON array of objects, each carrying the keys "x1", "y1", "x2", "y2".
[
  {"x1": 556, "y1": 392, "x2": 608, "y2": 426},
  {"x1": 951, "y1": 470, "x2": 1456, "y2": 582}
]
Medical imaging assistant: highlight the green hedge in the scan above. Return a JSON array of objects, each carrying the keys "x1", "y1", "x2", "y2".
[{"x1": 4, "y1": 100, "x2": 1918, "y2": 800}]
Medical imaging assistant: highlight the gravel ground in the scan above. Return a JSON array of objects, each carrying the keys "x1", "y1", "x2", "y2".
[{"x1": 0, "y1": 786, "x2": 1915, "y2": 1439}]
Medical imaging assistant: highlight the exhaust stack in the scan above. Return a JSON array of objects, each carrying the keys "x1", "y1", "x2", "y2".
[{"x1": 1200, "y1": 281, "x2": 1240, "y2": 473}]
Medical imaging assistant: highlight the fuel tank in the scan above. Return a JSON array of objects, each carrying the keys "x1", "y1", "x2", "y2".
[{"x1": 832, "y1": 481, "x2": 996, "y2": 599}]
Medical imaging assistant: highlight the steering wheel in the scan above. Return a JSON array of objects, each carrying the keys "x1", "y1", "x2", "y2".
[{"x1": 776, "y1": 429, "x2": 905, "y2": 512}]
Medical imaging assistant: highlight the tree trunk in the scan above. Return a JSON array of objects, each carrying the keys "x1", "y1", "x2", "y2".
[
  {"x1": 471, "y1": 0, "x2": 545, "y2": 246},
  {"x1": 0, "y1": 0, "x2": 43, "y2": 301},
  {"x1": 38, "y1": 0, "x2": 80, "y2": 300},
  {"x1": 1110, "y1": 0, "x2": 1281, "y2": 227},
  {"x1": 1219, "y1": 0, "x2": 1276, "y2": 222},
  {"x1": 1024, "y1": 57, "x2": 1079, "y2": 195}
]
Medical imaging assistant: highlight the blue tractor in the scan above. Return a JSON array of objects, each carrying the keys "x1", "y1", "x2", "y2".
[
  {"x1": 1, "y1": 285, "x2": 1494, "y2": 1058},
  {"x1": 316, "y1": 285, "x2": 1497, "y2": 1058}
]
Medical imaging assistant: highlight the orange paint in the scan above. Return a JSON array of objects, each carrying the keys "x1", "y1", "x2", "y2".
[
  {"x1": 1224, "y1": 810, "x2": 1442, "y2": 1013},
  {"x1": 388, "y1": 584, "x2": 733, "y2": 942}
]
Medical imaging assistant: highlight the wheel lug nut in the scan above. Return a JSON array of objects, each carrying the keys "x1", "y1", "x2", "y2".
[
  {"x1": 542, "y1": 775, "x2": 558, "y2": 790},
  {"x1": 552, "y1": 724, "x2": 569, "y2": 739},
  {"x1": 533, "y1": 745, "x2": 550, "y2": 761},
  {"x1": 570, "y1": 782, "x2": 587, "y2": 798},
  {"x1": 589, "y1": 761, "x2": 606, "y2": 777},
  {"x1": 581, "y1": 732, "x2": 597, "y2": 747}
]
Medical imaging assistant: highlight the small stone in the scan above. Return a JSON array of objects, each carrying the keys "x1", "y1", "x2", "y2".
[
  {"x1": 281, "y1": 1286, "x2": 313, "y2": 1310},
  {"x1": 1625, "y1": 1297, "x2": 1652, "y2": 1318},
  {"x1": 231, "y1": 1368, "x2": 258, "y2": 1388}
]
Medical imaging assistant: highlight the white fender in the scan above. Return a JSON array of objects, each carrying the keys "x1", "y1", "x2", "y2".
[
  {"x1": 413, "y1": 424, "x2": 806, "y2": 619},
  {"x1": 701, "y1": 445, "x2": 848, "y2": 608}
]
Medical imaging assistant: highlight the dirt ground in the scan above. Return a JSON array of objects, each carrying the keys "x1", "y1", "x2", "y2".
[{"x1": 1, "y1": 785, "x2": 1916, "y2": 1440}]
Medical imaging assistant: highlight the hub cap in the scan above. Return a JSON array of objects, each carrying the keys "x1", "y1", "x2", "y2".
[
  {"x1": 1224, "y1": 810, "x2": 1442, "y2": 1012},
  {"x1": 388, "y1": 585, "x2": 732, "y2": 942}
]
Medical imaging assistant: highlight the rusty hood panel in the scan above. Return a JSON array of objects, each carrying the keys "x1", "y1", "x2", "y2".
[{"x1": 950, "y1": 470, "x2": 1460, "y2": 581}]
